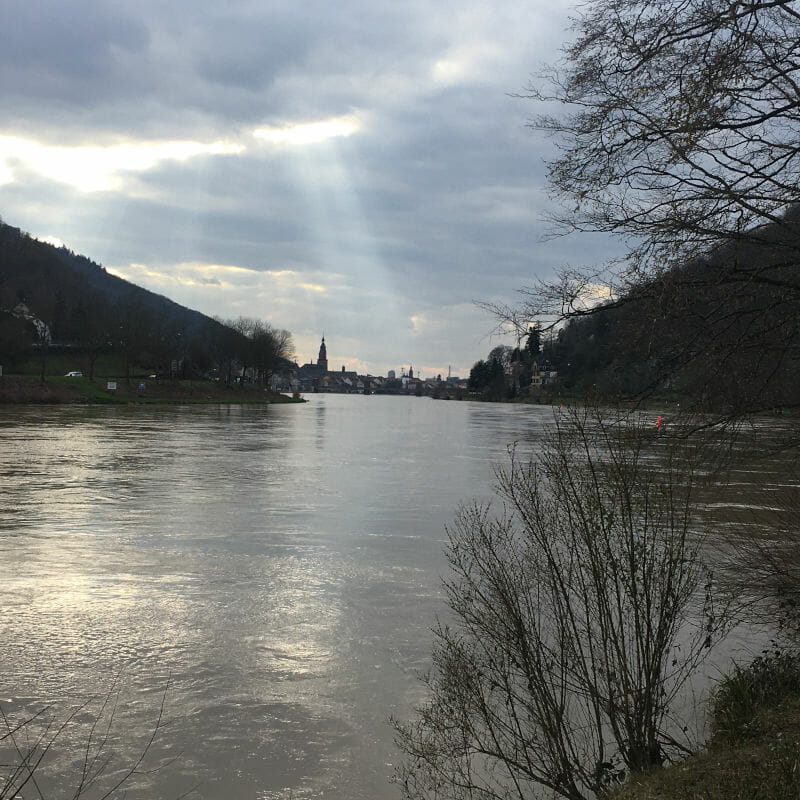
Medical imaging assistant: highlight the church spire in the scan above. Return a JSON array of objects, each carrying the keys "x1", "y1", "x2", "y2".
[{"x1": 317, "y1": 335, "x2": 328, "y2": 372}]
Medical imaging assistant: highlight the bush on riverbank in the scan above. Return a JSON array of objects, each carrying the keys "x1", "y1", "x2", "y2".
[
  {"x1": 613, "y1": 650, "x2": 800, "y2": 800},
  {"x1": 394, "y1": 407, "x2": 729, "y2": 800},
  {"x1": 609, "y1": 443, "x2": 800, "y2": 800}
]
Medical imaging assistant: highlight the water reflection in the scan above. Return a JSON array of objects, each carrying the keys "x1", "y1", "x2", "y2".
[
  {"x1": 1, "y1": 399, "x2": 791, "y2": 798},
  {"x1": 314, "y1": 400, "x2": 327, "y2": 451},
  {"x1": 2, "y1": 399, "x2": 552, "y2": 799}
]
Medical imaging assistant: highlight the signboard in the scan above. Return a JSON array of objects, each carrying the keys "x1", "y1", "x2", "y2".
[{"x1": 107, "y1": 381, "x2": 117, "y2": 390}]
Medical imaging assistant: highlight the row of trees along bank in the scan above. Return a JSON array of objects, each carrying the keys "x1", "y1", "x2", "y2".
[
  {"x1": 2, "y1": 299, "x2": 292, "y2": 388},
  {"x1": 467, "y1": 324, "x2": 560, "y2": 402},
  {"x1": 0, "y1": 222, "x2": 293, "y2": 385}
]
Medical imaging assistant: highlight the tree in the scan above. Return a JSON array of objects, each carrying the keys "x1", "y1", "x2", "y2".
[
  {"x1": 394, "y1": 408, "x2": 726, "y2": 800},
  {"x1": 227, "y1": 317, "x2": 294, "y2": 386},
  {"x1": 488, "y1": 345, "x2": 514, "y2": 372},
  {"x1": 251, "y1": 324, "x2": 293, "y2": 386},
  {"x1": 525, "y1": 324, "x2": 540, "y2": 357},
  {"x1": 535, "y1": 0, "x2": 800, "y2": 277},
  {"x1": 69, "y1": 292, "x2": 111, "y2": 381},
  {"x1": 115, "y1": 293, "x2": 149, "y2": 383},
  {"x1": 493, "y1": 0, "x2": 800, "y2": 413},
  {"x1": 211, "y1": 317, "x2": 244, "y2": 386},
  {"x1": 468, "y1": 357, "x2": 506, "y2": 398},
  {"x1": 33, "y1": 317, "x2": 52, "y2": 384}
]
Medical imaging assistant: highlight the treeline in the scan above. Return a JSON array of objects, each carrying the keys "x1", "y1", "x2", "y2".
[
  {"x1": 468, "y1": 325, "x2": 558, "y2": 401},
  {"x1": 0, "y1": 220, "x2": 292, "y2": 384},
  {"x1": 544, "y1": 218, "x2": 800, "y2": 413},
  {"x1": 471, "y1": 209, "x2": 800, "y2": 412}
]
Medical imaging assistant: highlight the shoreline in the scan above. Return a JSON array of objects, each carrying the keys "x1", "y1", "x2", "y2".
[{"x1": 0, "y1": 375, "x2": 304, "y2": 405}]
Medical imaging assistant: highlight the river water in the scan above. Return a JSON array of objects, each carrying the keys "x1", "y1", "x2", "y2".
[
  {"x1": 0, "y1": 395, "x2": 559, "y2": 800},
  {"x1": 1, "y1": 396, "x2": 794, "y2": 799}
]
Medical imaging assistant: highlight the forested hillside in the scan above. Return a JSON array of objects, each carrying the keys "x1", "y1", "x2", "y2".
[
  {"x1": 546, "y1": 209, "x2": 800, "y2": 413},
  {"x1": 471, "y1": 208, "x2": 800, "y2": 414},
  {"x1": 0, "y1": 219, "x2": 291, "y2": 384}
]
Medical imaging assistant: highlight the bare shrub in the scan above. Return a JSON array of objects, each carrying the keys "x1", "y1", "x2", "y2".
[
  {"x1": 0, "y1": 680, "x2": 174, "y2": 800},
  {"x1": 394, "y1": 408, "x2": 728, "y2": 800}
]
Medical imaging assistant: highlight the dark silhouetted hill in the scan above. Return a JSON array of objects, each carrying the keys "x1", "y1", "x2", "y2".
[
  {"x1": 0, "y1": 219, "x2": 223, "y2": 342},
  {"x1": 543, "y1": 209, "x2": 800, "y2": 414}
]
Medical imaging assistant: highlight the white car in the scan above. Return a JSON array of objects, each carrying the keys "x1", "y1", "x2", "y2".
[{"x1": 65, "y1": 371, "x2": 83, "y2": 377}]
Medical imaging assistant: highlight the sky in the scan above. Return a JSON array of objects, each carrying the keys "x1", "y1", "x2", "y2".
[{"x1": 0, "y1": 0, "x2": 618, "y2": 378}]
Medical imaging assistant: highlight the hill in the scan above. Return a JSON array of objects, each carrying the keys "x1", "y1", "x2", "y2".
[
  {"x1": 539, "y1": 210, "x2": 800, "y2": 415},
  {"x1": 0, "y1": 217, "x2": 291, "y2": 388},
  {"x1": 0, "y1": 218, "x2": 225, "y2": 350}
]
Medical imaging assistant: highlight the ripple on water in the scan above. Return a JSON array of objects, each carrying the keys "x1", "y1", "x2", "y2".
[{"x1": 3, "y1": 399, "x2": 789, "y2": 798}]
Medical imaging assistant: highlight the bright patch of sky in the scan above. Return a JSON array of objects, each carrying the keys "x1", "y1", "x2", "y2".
[
  {"x1": 253, "y1": 116, "x2": 360, "y2": 146},
  {"x1": 0, "y1": 135, "x2": 243, "y2": 192},
  {"x1": 0, "y1": 0, "x2": 621, "y2": 377}
]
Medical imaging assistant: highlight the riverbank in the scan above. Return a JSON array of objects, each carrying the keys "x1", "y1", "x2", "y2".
[
  {"x1": 615, "y1": 651, "x2": 800, "y2": 800},
  {"x1": 0, "y1": 375, "x2": 304, "y2": 404}
]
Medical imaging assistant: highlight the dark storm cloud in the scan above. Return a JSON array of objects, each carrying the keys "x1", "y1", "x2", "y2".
[
  {"x1": 0, "y1": 1, "x2": 148, "y2": 108},
  {"x1": 0, "y1": 0, "x2": 618, "y2": 374},
  {"x1": 0, "y1": 0, "x2": 449, "y2": 139},
  {"x1": 193, "y1": 17, "x2": 308, "y2": 92},
  {"x1": 189, "y1": 1, "x2": 433, "y2": 96}
]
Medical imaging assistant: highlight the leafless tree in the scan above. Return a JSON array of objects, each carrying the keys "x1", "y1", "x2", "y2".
[
  {"x1": 536, "y1": 0, "x2": 800, "y2": 280},
  {"x1": 0, "y1": 681, "x2": 178, "y2": 800},
  {"x1": 394, "y1": 408, "x2": 727, "y2": 800},
  {"x1": 227, "y1": 317, "x2": 293, "y2": 386},
  {"x1": 489, "y1": 0, "x2": 800, "y2": 414}
]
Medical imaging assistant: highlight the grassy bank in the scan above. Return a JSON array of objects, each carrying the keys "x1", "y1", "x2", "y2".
[
  {"x1": 0, "y1": 374, "x2": 303, "y2": 405},
  {"x1": 615, "y1": 651, "x2": 800, "y2": 800}
]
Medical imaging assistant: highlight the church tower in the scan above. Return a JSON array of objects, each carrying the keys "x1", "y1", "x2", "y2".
[{"x1": 317, "y1": 336, "x2": 328, "y2": 372}]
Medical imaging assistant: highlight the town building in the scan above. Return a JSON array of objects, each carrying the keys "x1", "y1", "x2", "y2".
[{"x1": 281, "y1": 336, "x2": 466, "y2": 396}]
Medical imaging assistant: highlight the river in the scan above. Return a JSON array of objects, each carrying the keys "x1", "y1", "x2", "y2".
[
  {"x1": 1, "y1": 396, "x2": 793, "y2": 799},
  {"x1": 0, "y1": 395, "x2": 561, "y2": 799}
]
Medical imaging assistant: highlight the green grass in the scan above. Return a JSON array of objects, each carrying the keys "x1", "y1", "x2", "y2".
[
  {"x1": 6, "y1": 374, "x2": 304, "y2": 405},
  {"x1": 48, "y1": 375, "x2": 128, "y2": 403},
  {"x1": 14, "y1": 352, "x2": 135, "y2": 377},
  {"x1": 613, "y1": 651, "x2": 800, "y2": 800}
]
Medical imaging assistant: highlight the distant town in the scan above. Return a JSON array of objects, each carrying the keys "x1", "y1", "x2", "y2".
[{"x1": 273, "y1": 336, "x2": 468, "y2": 396}]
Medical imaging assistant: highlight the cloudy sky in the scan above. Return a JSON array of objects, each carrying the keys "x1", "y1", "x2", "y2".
[{"x1": 0, "y1": 0, "x2": 617, "y2": 378}]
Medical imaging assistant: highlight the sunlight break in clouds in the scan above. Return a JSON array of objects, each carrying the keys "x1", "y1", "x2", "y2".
[
  {"x1": 253, "y1": 116, "x2": 360, "y2": 146},
  {"x1": 575, "y1": 281, "x2": 617, "y2": 311},
  {"x1": 108, "y1": 262, "x2": 290, "y2": 292},
  {"x1": 106, "y1": 262, "x2": 332, "y2": 323},
  {"x1": 0, "y1": 136, "x2": 243, "y2": 192},
  {"x1": 37, "y1": 235, "x2": 66, "y2": 248}
]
